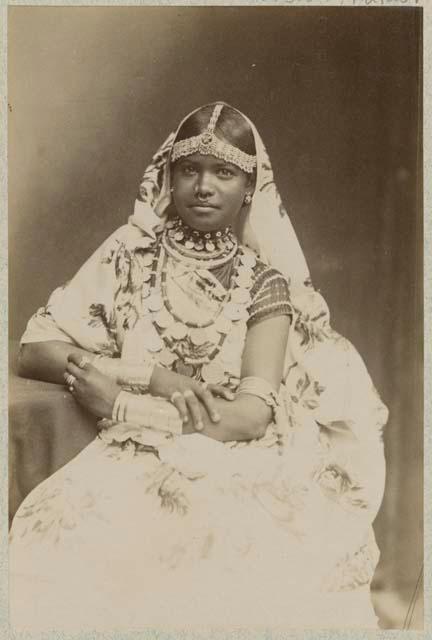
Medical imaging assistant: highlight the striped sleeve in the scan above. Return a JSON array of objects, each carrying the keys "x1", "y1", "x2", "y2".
[{"x1": 247, "y1": 263, "x2": 292, "y2": 328}]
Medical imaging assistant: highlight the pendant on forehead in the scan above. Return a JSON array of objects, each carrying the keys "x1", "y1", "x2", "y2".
[
  {"x1": 198, "y1": 104, "x2": 224, "y2": 151},
  {"x1": 170, "y1": 104, "x2": 257, "y2": 173}
]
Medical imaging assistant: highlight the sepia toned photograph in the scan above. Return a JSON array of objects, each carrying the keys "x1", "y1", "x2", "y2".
[{"x1": 7, "y1": 5, "x2": 423, "y2": 633}]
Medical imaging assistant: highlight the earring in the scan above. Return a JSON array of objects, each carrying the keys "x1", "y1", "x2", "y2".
[
  {"x1": 170, "y1": 187, "x2": 174, "y2": 193},
  {"x1": 244, "y1": 193, "x2": 252, "y2": 205}
]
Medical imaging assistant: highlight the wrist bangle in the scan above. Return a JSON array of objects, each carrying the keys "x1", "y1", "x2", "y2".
[
  {"x1": 93, "y1": 356, "x2": 155, "y2": 393},
  {"x1": 112, "y1": 390, "x2": 127, "y2": 422},
  {"x1": 237, "y1": 376, "x2": 289, "y2": 451},
  {"x1": 237, "y1": 376, "x2": 279, "y2": 411},
  {"x1": 93, "y1": 355, "x2": 120, "y2": 379},
  {"x1": 237, "y1": 376, "x2": 280, "y2": 426},
  {"x1": 117, "y1": 360, "x2": 155, "y2": 393},
  {"x1": 112, "y1": 390, "x2": 182, "y2": 435}
]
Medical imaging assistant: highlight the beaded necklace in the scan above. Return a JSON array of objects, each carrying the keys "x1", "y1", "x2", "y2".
[
  {"x1": 165, "y1": 216, "x2": 238, "y2": 264},
  {"x1": 141, "y1": 229, "x2": 257, "y2": 383},
  {"x1": 162, "y1": 232, "x2": 238, "y2": 271}
]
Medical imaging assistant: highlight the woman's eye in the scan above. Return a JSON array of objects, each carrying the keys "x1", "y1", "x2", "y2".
[
  {"x1": 218, "y1": 167, "x2": 234, "y2": 178},
  {"x1": 182, "y1": 165, "x2": 197, "y2": 175}
]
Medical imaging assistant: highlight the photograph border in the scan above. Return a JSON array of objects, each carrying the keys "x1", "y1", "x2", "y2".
[{"x1": 0, "y1": 1, "x2": 429, "y2": 638}]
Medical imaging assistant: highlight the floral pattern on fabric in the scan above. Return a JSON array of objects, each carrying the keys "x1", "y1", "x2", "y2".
[
  {"x1": 10, "y1": 104, "x2": 388, "y2": 631},
  {"x1": 14, "y1": 227, "x2": 388, "y2": 631}
]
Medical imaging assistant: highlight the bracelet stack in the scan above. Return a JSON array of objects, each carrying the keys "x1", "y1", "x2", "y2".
[
  {"x1": 93, "y1": 355, "x2": 155, "y2": 393},
  {"x1": 112, "y1": 390, "x2": 183, "y2": 435},
  {"x1": 92, "y1": 354, "x2": 120, "y2": 379}
]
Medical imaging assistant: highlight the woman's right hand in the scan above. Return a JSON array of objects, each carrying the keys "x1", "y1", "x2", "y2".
[{"x1": 149, "y1": 366, "x2": 234, "y2": 431}]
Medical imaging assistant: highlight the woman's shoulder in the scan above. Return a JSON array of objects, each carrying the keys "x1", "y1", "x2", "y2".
[
  {"x1": 102, "y1": 222, "x2": 157, "y2": 248},
  {"x1": 254, "y1": 259, "x2": 289, "y2": 286},
  {"x1": 95, "y1": 223, "x2": 159, "y2": 261},
  {"x1": 240, "y1": 246, "x2": 290, "y2": 293},
  {"x1": 238, "y1": 246, "x2": 292, "y2": 326}
]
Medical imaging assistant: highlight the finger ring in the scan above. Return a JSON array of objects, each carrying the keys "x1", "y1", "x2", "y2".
[
  {"x1": 65, "y1": 373, "x2": 76, "y2": 387},
  {"x1": 78, "y1": 356, "x2": 91, "y2": 369},
  {"x1": 170, "y1": 391, "x2": 182, "y2": 403},
  {"x1": 68, "y1": 385, "x2": 75, "y2": 393}
]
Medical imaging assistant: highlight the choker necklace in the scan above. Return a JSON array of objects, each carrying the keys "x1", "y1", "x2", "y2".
[
  {"x1": 162, "y1": 231, "x2": 238, "y2": 270},
  {"x1": 165, "y1": 217, "x2": 237, "y2": 256}
]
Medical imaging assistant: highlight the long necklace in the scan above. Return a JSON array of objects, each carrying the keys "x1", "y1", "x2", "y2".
[
  {"x1": 141, "y1": 230, "x2": 257, "y2": 382},
  {"x1": 160, "y1": 261, "x2": 235, "y2": 330}
]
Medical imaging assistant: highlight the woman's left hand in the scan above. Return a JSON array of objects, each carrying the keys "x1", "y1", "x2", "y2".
[{"x1": 64, "y1": 354, "x2": 121, "y2": 419}]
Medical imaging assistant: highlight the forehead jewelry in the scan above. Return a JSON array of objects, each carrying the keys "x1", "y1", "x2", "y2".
[{"x1": 171, "y1": 104, "x2": 257, "y2": 174}]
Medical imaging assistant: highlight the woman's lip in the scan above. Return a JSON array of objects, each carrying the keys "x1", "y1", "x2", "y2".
[{"x1": 189, "y1": 204, "x2": 218, "y2": 211}]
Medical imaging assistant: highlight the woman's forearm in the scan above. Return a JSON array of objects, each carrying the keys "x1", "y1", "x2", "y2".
[
  {"x1": 110, "y1": 390, "x2": 272, "y2": 442},
  {"x1": 18, "y1": 341, "x2": 95, "y2": 384},
  {"x1": 19, "y1": 344, "x2": 275, "y2": 441},
  {"x1": 193, "y1": 394, "x2": 272, "y2": 442}
]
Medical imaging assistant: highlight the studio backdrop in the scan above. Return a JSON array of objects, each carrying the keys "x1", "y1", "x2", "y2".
[{"x1": 8, "y1": 6, "x2": 422, "y2": 628}]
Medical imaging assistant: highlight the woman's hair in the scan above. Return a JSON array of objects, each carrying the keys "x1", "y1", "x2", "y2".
[{"x1": 174, "y1": 103, "x2": 256, "y2": 156}]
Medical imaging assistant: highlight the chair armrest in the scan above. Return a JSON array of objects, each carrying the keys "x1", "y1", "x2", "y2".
[{"x1": 9, "y1": 372, "x2": 98, "y2": 525}]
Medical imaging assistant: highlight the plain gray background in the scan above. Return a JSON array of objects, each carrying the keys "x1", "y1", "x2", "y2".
[{"x1": 8, "y1": 6, "x2": 423, "y2": 628}]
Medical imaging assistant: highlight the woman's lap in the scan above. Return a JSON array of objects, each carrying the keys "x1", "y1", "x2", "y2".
[{"x1": 9, "y1": 434, "x2": 379, "y2": 631}]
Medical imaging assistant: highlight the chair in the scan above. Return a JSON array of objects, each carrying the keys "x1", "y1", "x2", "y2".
[{"x1": 9, "y1": 341, "x2": 98, "y2": 525}]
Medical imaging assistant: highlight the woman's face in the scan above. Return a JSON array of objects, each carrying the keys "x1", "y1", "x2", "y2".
[{"x1": 171, "y1": 153, "x2": 253, "y2": 232}]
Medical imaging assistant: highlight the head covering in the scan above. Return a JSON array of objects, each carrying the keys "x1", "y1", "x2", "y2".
[
  {"x1": 20, "y1": 102, "x2": 387, "y2": 520},
  {"x1": 128, "y1": 103, "x2": 388, "y2": 448},
  {"x1": 129, "y1": 102, "x2": 310, "y2": 291}
]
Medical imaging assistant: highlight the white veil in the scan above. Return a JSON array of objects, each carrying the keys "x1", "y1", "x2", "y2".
[
  {"x1": 129, "y1": 102, "x2": 309, "y2": 291},
  {"x1": 129, "y1": 103, "x2": 387, "y2": 449},
  {"x1": 21, "y1": 101, "x2": 388, "y2": 523}
]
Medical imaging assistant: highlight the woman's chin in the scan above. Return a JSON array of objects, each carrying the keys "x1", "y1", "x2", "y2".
[{"x1": 179, "y1": 210, "x2": 227, "y2": 232}]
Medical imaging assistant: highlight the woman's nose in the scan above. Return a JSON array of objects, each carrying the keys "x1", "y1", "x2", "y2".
[{"x1": 195, "y1": 172, "x2": 215, "y2": 198}]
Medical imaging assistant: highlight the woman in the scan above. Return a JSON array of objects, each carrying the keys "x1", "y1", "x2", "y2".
[{"x1": 10, "y1": 102, "x2": 388, "y2": 631}]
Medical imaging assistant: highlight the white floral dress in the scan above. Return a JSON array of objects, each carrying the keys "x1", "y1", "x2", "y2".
[{"x1": 9, "y1": 222, "x2": 388, "y2": 631}]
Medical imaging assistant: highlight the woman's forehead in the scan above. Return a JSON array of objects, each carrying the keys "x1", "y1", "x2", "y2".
[{"x1": 175, "y1": 153, "x2": 237, "y2": 168}]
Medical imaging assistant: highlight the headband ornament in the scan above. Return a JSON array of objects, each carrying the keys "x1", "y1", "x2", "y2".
[{"x1": 171, "y1": 104, "x2": 257, "y2": 174}]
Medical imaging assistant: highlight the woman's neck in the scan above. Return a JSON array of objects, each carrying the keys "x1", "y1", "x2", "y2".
[{"x1": 165, "y1": 216, "x2": 238, "y2": 261}]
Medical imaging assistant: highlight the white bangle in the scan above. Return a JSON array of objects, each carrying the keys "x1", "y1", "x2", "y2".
[
  {"x1": 112, "y1": 390, "x2": 127, "y2": 423},
  {"x1": 92, "y1": 355, "x2": 120, "y2": 379},
  {"x1": 237, "y1": 376, "x2": 280, "y2": 420},
  {"x1": 112, "y1": 390, "x2": 183, "y2": 435},
  {"x1": 93, "y1": 356, "x2": 155, "y2": 393},
  {"x1": 117, "y1": 361, "x2": 155, "y2": 393},
  {"x1": 237, "y1": 376, "x2": 288, "y2": 446}
]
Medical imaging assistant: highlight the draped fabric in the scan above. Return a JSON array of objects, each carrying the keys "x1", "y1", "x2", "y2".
[{"x1": 10, "y1": 104, "x2": 388, "y2": 631}]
